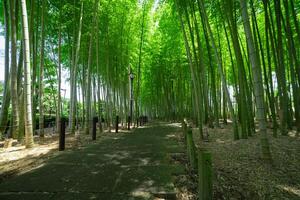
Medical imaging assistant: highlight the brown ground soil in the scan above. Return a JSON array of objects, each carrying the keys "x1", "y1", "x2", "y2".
[{"x1": 174, "y1": 122, "x2": 300, "y2": 200}]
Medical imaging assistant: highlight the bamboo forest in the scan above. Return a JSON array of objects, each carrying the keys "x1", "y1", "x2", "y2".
[{"x1": 0, "y1": 0, "x2": 300, "y2": 199}]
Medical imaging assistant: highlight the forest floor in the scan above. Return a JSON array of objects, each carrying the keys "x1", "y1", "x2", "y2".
[
  {"x1": 187, "y1": 122, "x2": 300, "y2": 200},
  {"x1": 0, "y1": 130, "x2": 94, "y2": 183}
]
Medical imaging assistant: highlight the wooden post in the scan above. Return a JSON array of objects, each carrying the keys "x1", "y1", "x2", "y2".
[
  {"x1": 186, "y1": 128, "x2": 197, "y2": 170},
  {"x1": 59, "y1": 117, "x2": 66, "y2": 151},
  {"x1": 198, "y1": 150, "x2": 212, "y2": 200},
  {"x1": 116, "y1": 115, "x2": 119, "y2": 133},
  {"x1": 128, "y1": 116, "x2": 131, "y2": 130},
  {"x1": 140, "y1": 116, "x2": 143, "y2": 126},
  {"x1": 182, "y1": 120, "x2": 187, "y2": 142},
  {"x1": 92, "y1": 117, "x2": 97, "y2": 140}
]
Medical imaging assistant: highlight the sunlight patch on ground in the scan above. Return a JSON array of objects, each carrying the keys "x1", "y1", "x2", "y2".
[
  {"x1": 131, "y1": 191, "x2": 152, "y2": 199},
  {"x1": 216, "y1": 139, "x2": 226, "y2": 144},
  {"x1": 215, "y1": 138, "x2": 234, "y2": 144},
  {"x1": 278, "y1": 185, "x2": 300, "y2": 196},
  {"x1": 165, "y1": 134, "x2": 177, "y2": 140},
  {"x1": 131, "y1": 180, "x2": 155, "y2": 198},
  {"x1": 139, "y1": 158, "x2": 150, "y2": 165},
  {"x1": 18, "y1": 162, "x2": 46, "y2": 175},
  {"x1": 288, "y1": 130, "x2": 299, "y2": 138},
  {"x1": 89, "y1": 194, "x2": 98, "y2": 200},
  {"x1": 0, "y1": 143, "x2": 57, "y2": 163},
  {"x1": 91, "y1": 171, "x2": 100, "y2": 175},
  {"x1": 136, "y1": 126, "x2": 148, "y2": 129},
  {"x1": 166, "y1": 123, "x2": 181, "y2": 128},
  {"x1": 104, "y1": 151, "x2": 130, "y2": 160}
]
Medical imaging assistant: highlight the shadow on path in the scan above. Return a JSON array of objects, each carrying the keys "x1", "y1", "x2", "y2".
[{"x1": 0, "y1": 122, "x2": 184, "y2": 200}]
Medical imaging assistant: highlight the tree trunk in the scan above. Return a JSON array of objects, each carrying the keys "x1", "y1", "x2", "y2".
[
  {"x1": 136, "y1": 1, "x2": 147, "y2": 124},
  {"x1": 31, "y1": 0, "x2": 39, "y2": 135},
  {"x1": 9, "y1": 0, "x2": 20, "y2": 139},
  {"x1": 262, "y1": 0, "x2": 278, "y2": 136},
  {"x1": 84, "y1": 0, "x2": 98, "y2": 135},
  {"x1": 21, "y1": 0, "x2": 34, "y2": 148},
  {"x1": 39, "y1": 0, "x2": 46, "y2": 137},
  {"x1": 56, "y1": 9, "x2": 62, "y2": 134},
  {"x1": 240, "y1": 0, "x2": 272, "y2": 161},
  {"x1": 0, "y1": 0, "x2": 11, "y2": 137},
  {"x1": 274, "y1": 0, "x2": 288, "y2": 135},
  {"x1": 70, "y1": 2, "x2": 83, "y2": 134},
  {"x1": 17, "y1": 43, "x2": 24, "y2": 141},
  {"x1": 96, "y1": 11, "x2": 103, "y2": 133}
]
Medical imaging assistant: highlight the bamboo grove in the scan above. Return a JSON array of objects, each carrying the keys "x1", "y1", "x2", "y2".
[{"x1": 0, "y1": 0, "x2": 299, "y2": 160}]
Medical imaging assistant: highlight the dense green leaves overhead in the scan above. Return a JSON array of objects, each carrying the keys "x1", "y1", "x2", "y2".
[{"x1": 1, "y1": 0, "x2": 300, "y2": 146}]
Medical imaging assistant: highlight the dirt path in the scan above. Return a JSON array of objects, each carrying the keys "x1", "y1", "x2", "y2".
[{"x1": 0, "y1": 123, "x2": 184, "y2": 200}]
